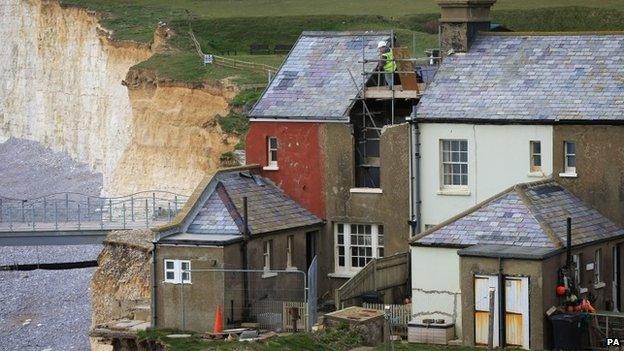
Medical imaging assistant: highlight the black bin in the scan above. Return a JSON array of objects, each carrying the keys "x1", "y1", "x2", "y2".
[{"x1": 550, "y1": 313, "x2": 585, "y2": 350}]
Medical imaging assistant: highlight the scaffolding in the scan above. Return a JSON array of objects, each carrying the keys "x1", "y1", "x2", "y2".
[{"x1": 349, "y1": 31, "x2": 440, "y2": 188}]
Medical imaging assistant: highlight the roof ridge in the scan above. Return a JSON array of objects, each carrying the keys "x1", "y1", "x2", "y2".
[
  {"x1": 480, "y1": 30, "x2": 624, "y2": 37},
  {"x1": 514, "y1": 182, "x2": 563, "y2": 249},
  {"x1": 216, "y1": 182, "x2": 246, "y2": 235}
]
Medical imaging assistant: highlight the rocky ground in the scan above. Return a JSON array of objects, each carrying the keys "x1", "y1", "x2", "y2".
[
  {"x1": 0, "y1": 137, "x2": 102, "y2": 199},
  {"x1": 0, "y1": 245, "x2": 101, "y2": 351}
]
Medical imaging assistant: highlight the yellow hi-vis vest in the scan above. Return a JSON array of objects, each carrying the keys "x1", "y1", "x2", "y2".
[{"x1": 382, "y1": 50, "x2": 396, "y2": 73}]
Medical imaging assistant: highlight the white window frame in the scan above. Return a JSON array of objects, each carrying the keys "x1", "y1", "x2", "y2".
[
  {"x1": 163, "y1": 259, "x2": 191, "y2": 284},
  {"x1": 440, "y1": 139, "x2": 468, "y2": 190},
  {"x1": 263, "y1": 240, "x2": 272, "y2": 271},
  {"x1": 265, "y1": 137, "x2": 278, "y2": 170},
  {"x1": 573, "y1": 254, "x2": 582, "y2": 288},
  {"x1": 286, "y1": 235, "x2": 296, "y2": 269},
  {"x1": 563, "y1": 141, "x2": 576, "y2": 175},
  {"x1": 529, "y1": 140, "x2": 542, "y2": 173},
  {"x1": 334, "y1": 223, "x2": 384, "y2": 274}
]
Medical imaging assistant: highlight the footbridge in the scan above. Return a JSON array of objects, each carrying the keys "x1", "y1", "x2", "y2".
[{"x1": 0, "y1": 191, "x2": 188, "y2": 246}]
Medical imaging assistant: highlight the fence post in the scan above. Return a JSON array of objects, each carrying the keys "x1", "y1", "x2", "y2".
[
  {"x1": 100, "y1": 202, "x2": 104, "y2": 229},
  {"x1": 77, "y1": 203, "x2": 81, "y2": 230},
  {"x1": 123, "y1": 203, "x2": 126, "y2": 229},
  {"x1": 109, "y1": 199, "x2": 113, "y2": 222},
  {"x1": 131, "y1": 196, "x2": 135, "y2": 222},
  {"x1": 152, "y1": 193, "x2": 156, "y2": 219},
  {"x1": 87, "y1": 197, "x2": 91, "y2": 221},
  {"x1": 8, "y1": 206, "x2": 12, "y2": 231},
  {"x1": 174, "y1": 196, "x2": 178, "y2": 213},
  {"x1": 145, "y1": 199, "x2": 149, "y2": 228},
  {"x1": 31, "y1": 203, "x2": 35, "y2": 230},
  {"x1": 21, "y1": 200, "x2": 25, "y2": 222},
  {"x1": 43, "y1": 198, "x2": 46, "y2": 222},
  {"x1": 168, "y1": 202, "x2": 172, "y2": 221},
  {"x1": 65, "y1": 193, "x2": 69, "y2": 222},
  {"x1": 54, "y1": 201, "x2": 58, "y2": 230},
  {"x1": 488, "y1": 287, "x2": 495, "y2": 349}
]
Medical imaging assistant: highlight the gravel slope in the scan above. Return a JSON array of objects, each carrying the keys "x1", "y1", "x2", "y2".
[
  {"x1": 0, "y1": 138, "x2": 102, "y2": 199},
  {"x1": 0, "y1": 267, "x2": 95, "y2": 351}
]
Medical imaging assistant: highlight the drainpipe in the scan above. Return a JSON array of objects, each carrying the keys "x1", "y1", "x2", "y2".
[
  {"x1": 151, "y1": 241, "x2": 158, "y2": 328},
  {"x1": 241, "y1": 197, "x2": 250, "y2": 320},
  {"x1": 408, "y1": 105, "x2": 422, "y2": 235},
  {"x1": 498, "y1": 257, "x2": 505, "y2": 348}
]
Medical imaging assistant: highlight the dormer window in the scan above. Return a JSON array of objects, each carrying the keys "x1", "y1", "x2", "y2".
[{"x1": 264, "y1": 137, "x2": 278, "y2": 171}]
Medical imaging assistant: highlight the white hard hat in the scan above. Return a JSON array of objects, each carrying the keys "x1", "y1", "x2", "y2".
[{"x1": 377, "y1": 40, "x2": 387, "y2": 48}]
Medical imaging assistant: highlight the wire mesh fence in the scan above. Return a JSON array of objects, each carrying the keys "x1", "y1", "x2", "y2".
[
  {"x1": 176, "y1": 268, "x2": 309, "y2": 333},
  {"x1": 0, "y1": 191, "x2": 188, "y2": 231}
]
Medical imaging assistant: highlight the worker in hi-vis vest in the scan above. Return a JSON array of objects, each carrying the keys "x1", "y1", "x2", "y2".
[{"x1": 376, "y1": 40, "x2": 396, "y2": 89}]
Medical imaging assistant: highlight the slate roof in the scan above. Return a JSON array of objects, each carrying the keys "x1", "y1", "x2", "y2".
[
  {"x1": 249, "y1": 31, "x2": 390, "y2": 121},
  {"x1": 161, "y1": 169, "x2": 322, "y2": 244},
  {"x1": 413, "y1": 180, "x2": 624, "y2": 252},
  {"x1": 417, "y1": 33, "x2": 624, "y2": 122}
]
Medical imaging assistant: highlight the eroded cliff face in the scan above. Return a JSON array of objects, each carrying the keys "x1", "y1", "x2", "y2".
[
  {"x1": 0, "y1": 0, "x2": 238, "y2": 196},
  {"x1": 91, "y1": 230, "x2": 152, "y2": 327},
  {"x1": 111, "y1": 72, "x2": 238, "y2": 196}
]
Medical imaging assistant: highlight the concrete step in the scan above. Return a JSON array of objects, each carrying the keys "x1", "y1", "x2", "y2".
[{"x1": 131, "y1": 305, "x2": 151, "y2": 322}]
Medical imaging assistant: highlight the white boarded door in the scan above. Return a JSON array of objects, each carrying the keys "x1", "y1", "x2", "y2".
[
  {"x1": 474, "y1": 275, "x2": 499, "y2": 347},
  {"x1": 505, "y1": 277, "x2": 529, "y2": 349}
]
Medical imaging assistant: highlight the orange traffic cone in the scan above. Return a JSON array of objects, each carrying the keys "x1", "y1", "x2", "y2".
[{"x1": 213, "y1": 304, "x2": 224, "y2": 334}]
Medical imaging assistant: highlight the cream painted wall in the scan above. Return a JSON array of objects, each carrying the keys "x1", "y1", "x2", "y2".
[
  {"x1": 418, "y1": 123, "x2": 553, "y2": 227},
  {"x1": 411, "y1": 246, "x2": 462, "y2": 337}
]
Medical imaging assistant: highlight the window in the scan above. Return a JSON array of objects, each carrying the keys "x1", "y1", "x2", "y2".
[
  {"x1": 530, "y1": 141, "x2": 542, "y2": 173},
  {"x1": 572, "y1": 254, "x2": 582, "y2": 287},
  {"x1": 335, "y1": 223, "x2": 384, "y2": 273},
  {"x1": 594, "y1": 249, "x2": 602, "y2": 283},
  {"x1": 441, "y1": 140, "x2": 468, "y2": 188},
  {"x1": 263, "y1": 240, "x2": 273, "y2": 271},
  {"x1": 163, "y1": 259, "x2": 191, "y2": 284},
  {"x1": 564, "y1": 141, "x2": 576, "y2": 174},
  {"x1": 286, "y1": 235, "x2": 294, "y2": 268},
  {"x1": 267, "y1": 137, "x2": 278, "y2": 168}
]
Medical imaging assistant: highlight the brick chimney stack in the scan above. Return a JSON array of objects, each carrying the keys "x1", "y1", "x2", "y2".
[{"x1": 437, "y1": 0, "x2": 496, "y2": 54}]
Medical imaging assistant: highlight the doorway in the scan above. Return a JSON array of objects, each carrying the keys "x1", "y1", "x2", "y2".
[
  {"x1": 474, "y1": 275, "x2": 529, "y2": 349},
  {"x1": 306, "y1": 231, "x2": 318, "y2": 269}
]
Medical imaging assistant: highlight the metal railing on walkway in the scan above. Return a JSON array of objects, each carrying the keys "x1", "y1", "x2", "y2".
[{"x1": 0, "y1": 191, "x2": 189, "y2": 232}]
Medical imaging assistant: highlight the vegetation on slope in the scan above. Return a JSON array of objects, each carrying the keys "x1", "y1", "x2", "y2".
[{"x1": 60, "y1": 0, "x2": 624, "y2": 85}]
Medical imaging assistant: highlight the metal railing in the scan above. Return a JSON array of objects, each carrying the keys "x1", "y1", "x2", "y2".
[{"x1": 0, "y1": 191, "x2": 189, "y2": 232}]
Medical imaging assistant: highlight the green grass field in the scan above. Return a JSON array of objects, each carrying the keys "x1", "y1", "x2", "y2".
[{"x1": 60, "y1": 0, "x2": 624, "y2": 85}]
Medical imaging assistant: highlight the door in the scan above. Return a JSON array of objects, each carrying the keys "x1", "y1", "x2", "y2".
[
  {"x1": 306, "y1": 231, "x2": 318, "y2": 269},
  {"x1": 505, "y1": 277, "x2": 529, "y2": 349},
  {"x1": 474, "y1": 275, "x2": 499, "y2": 347}
]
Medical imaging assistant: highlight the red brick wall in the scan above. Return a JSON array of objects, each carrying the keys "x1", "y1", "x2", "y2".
[{"x1": 245, "y1": 122, "x2": 325, "y2": 218}]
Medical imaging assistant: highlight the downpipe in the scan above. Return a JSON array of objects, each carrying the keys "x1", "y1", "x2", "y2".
[{"x1": 408, "y1": 105, "x2": 422, "y2": 235}]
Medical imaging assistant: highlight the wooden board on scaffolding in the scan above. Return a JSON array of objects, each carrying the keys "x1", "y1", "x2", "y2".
[{"x1": 364, "y1": 85, "x2": 423, "y2": 99}]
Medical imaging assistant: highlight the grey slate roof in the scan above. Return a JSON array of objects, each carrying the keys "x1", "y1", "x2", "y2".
[
  {"x1": 418, "y1": 33, "x2": 624, "y2": 122},
  {"x1": 414, "y1": 180, "x2": 624, "y2": 251},
  {"x1": 249, "y1": 31, "x2": 390, "y2": 121},
  {"x1": 161, "y1": 169, "x2": 322, "y2": 244}
]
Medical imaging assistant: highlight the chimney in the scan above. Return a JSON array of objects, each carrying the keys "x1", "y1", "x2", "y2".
[{"x1": 437, "y1": 0, "x2": 496, "y2": 54}]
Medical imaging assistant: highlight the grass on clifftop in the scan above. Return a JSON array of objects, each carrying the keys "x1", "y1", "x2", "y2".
[{"x1": 60, "y1": 0, "x2": 624, "y2": 85}]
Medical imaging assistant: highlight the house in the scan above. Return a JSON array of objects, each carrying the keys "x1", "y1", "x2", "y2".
[
  {"x1": 152, "y1": 165, "x2": 323, "y2": 332},
  {"x1": 247, "y1": 31, "x2": 421, "y2": 301},
  {"x1": 411, "y1": 180, "x2": 624, "y2": 349}
]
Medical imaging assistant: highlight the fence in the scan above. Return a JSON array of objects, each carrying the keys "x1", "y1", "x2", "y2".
[
  {"x1": 364, "y1": 302, "x2": 412, "y2": 337},
  {"x1": 0, "y1": 191, "x2": 188, "y2": 231},
  {"x1": 588, "y1": 312, "x2": 624, "y2": 349},
  {"x1": 171, "y1": 267, "x2": 315, "y2": 334},
  {"x1": 336, "y1": 252, "x2": 410, "y2": 307}
]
